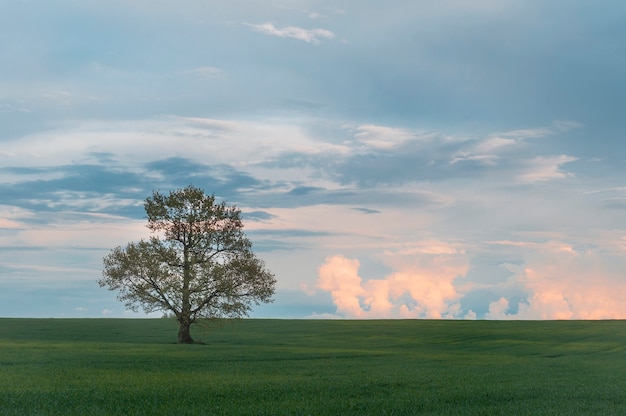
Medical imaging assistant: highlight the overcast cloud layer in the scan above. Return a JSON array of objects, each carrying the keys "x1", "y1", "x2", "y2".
[{"x1": 1, "y1": 0, "x2": 626, "y2": 319}]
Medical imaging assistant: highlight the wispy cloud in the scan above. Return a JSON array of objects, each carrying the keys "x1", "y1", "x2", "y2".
[
  {"x1": 179, "y1": 67, "x2": 224, "y2": 79},
  {"x1": 518, "y1": 155, "x2": 578, "y2": 183},
  {"x1": 247, "y1": 22, "x2": 335, "y2": 44},
  {"x1": 351, "y1": 124, "x2": 426, "y2": 149}
]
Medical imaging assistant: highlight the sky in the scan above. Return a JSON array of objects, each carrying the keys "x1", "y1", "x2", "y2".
[{"x1": 1, "y1": 0, "x2": 626, "y2": 320}]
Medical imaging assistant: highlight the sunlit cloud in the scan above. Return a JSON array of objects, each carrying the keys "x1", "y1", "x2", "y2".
[
  {"x1": 247, "y1": 23, "x2": 335, "y2": 44},
  {"x1": 315, "y1": 241, "x2": 471, "y2": 319},
  {"x1": 484, "y1": 240, "x2": 626, "y2": 319},
  {"x1": 317, "y1": 256, "x2": 367, "y2": 317},
  {"x1": 0, "y1": 218, "x2": 21, "y2": 229}
]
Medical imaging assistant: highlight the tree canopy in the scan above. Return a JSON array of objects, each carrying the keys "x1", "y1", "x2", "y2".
[{"x1": 99, "y1": 185, "x2": 276, "y2": 343}]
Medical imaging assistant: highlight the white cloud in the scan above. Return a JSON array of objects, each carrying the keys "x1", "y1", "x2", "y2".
[
  {"x1": 449, "y1": 152, "x2": 499, "y2": 165},
  {"x1": 351, "y1": 124, "x2": 425, "y2": 149},
  {"x1": 446, "y1": 123, "x2": 579, "y2": 169},
  {"x1": 247, "y1": 22, "x2": 335, "y2": 44},
  {"x1": 495, "y1": 127, "x2": 554, "y2": 140},
  {"x1": 518, "y1": 155, "x2": 578, "y2": 183},
  {"x1": 473, "y1": 137, "x2": 517, "y2": 153},
  {"x1": 0, "y1": 116, "x2": 334, "y2": 173}
]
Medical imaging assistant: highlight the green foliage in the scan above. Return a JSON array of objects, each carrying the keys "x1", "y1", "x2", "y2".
[
  {"x1": 99, "y1": 185, "x2": 276, "y2": 343},
  {"x1": 1, "y1": 319, "x2": 626, "y2": 414}
]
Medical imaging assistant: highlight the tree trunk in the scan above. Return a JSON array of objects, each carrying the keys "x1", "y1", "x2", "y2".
[
  {"x1": 177, "y1": 319, "x2": 194, "y2": 344},
  {"x1": 178, "y1": 244, "x2": 194, "y2": 344}
]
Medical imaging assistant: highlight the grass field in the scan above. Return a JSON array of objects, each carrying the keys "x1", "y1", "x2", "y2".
[{"x1": 1, "y1": 318, "x2": 626, "y2": 415}]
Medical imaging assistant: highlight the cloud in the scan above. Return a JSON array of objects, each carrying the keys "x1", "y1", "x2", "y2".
[
  {"x1": 308, "y1": 12, "x2": 326, "y2": 20},
  {"x1": 464, "y1": 310, "x2": 477, "y2": 320},
  {"x1": 485, "y1": 297, "x2": 511, "y2": 319},
  {"x1": 314, "y1": 242, "x2": 471, "y2": 319},
  {"x1": 449, "y1": 152, "x2": 499, "y2": 166},
  {"x1": 517, "y1": 155, "x2": 578, "y2": 183},
  {"x1": 481, "y1": 238, "x2": 626, "y2": 320},
  {"x1": 247, "y1": 23, "x2": 335, "y2": 44},
  {"x1": 322, "y1": 122, "x2": 585, "y2": 187},
  {"x1": 312, "y1": 231, "x2": 626, "y2": 320},
  {"x1": 493, "y1": 127, "x2": 555, "y2": 141},
  {"x1": 351, "y1": 124, "x2": 422, "y2": 149},
  {"x1": 448, "y1": 123, "x2": 582, "y2": 170},
  {"x1": 179, "y1": 67, "x2": 224, "y2": 79},
  {"x1": 0, "y1": 215, "x2": 147, "y2": 261},
  {"x1": 0, "y1": 218, "x2": 21, "y2": 229},
  {"x1": 317, "y1": 256, "x2": 367, "y2": 317}
]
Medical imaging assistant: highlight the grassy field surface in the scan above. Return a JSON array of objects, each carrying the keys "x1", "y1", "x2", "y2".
[{"x1": 1, "y1": 318, "x2": 626, "y2": 415}]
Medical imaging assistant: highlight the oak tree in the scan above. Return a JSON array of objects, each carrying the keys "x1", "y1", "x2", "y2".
[{"x1": 99, "y1": 185, "x2": 276, "y2": 343}]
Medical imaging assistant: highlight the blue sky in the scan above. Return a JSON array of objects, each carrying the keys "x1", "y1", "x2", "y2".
[{"x1": 2, "y1": 0, "x2": 626, "y2": 319}]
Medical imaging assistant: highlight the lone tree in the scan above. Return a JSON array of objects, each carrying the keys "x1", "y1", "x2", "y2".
[{"x1": 99, "y1": 185, "x2": 276, "y2": 343}]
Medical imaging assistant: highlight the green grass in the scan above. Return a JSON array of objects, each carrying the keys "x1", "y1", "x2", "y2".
[{"x1": 1, "y1": 319, "x2": 626, "y2": 415}]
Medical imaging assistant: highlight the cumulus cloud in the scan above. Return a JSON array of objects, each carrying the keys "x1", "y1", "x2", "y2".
[
  {"x1": 312, "y1": 234, "x2": 626, "y2": 320},
  {"x1": 485, "y1": 297, "x2": 511, "y2": 319},
  {"x1": 317, "y1": 256, "x2": 367, "y2": 317},
  {"x1": 484, "y1": 240, "x2": 626, "y2": 319},
  {"x1": 315, "y1": 241, "x2": 471, "y2": 318},
  {"x1": 247, "y1": 23, "x2": 335, "y2": 44}
]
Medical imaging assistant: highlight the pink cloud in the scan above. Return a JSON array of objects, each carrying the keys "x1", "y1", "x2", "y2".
[
  {"x1": 486, "y1": 242, "x2": 626, "y2": 319},
  {"x1": 317, "y1": 255, "x2": 367, "y2": 317},
  {"x1": 315, "y1": 242, "x2": 470, "y2": 318},
  {"x1": 315, "y1": 236, "x2": 626, "y2": 320}
]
